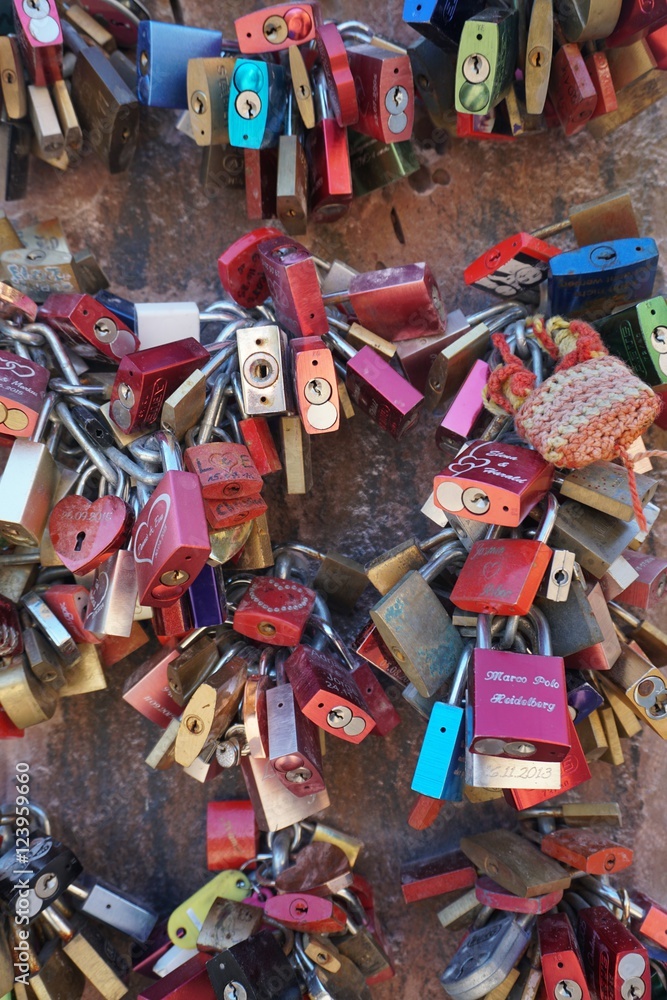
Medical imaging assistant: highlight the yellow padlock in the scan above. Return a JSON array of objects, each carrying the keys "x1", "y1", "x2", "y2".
[{"x1": 167, "y1": 870, "x2": 252, "y2": 949}]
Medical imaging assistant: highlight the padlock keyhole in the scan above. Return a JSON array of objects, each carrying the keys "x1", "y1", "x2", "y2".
[{"x1": 74, "y1": 531, "x2": 86, "y2": 552}]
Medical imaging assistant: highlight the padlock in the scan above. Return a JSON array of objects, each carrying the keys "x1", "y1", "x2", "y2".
[
  {"x1": 348, "y1": 128, "x2": 420, "y2": 196},
  {"x1": 538, "y1": 913, "x2": 591, "y2": 1000},
  {"x1": 346, "y1": 43, "x2": 414, "y2": 143},
  {"x1": 474, "y1": 876, "x2": 564, "y2": 915},
  {"x1": 196, "y1": 898, "x2": 263, "y2": 953},
  {"x1": 440, "y1": 913, "x2": 534, "y2": 999},
  {"x1": 38, "y1": 905, "x2": 127, "y2": 1000},
  {"x1": 523, "y1": 0, "x2": 553, "y2": 114},
  {"x1": 234, "y1": 576, "x2": 316, "y2": 645},
  {"x1": 408, "y1": 37, "x2": 456, "y2": 128},
  {"x1": 403, "y1": 0, "x2": 487, "y2": 50},
  {"x1": 371, "y1": 541, "x2": 465, "y2": 697},
  {"x1": 133, "y1": 301, "x2": 202, "y2": 351},
  {"x1": 315, "y1": 22, "x2": 358, "y2": 126},
  {"x1": 20, "y1": 613, "x2": 65, "y2": 687},
  {"x1": 325, "y1": 328, "x2": 424, "y2": 439},
  {"x1": 175, "y1": 656, "x2": 248, "y2": 768},
  {"x1": 167, "y1": 869, "x2": 251, "y2": 951},
  {"x1": 109, "y1": 337, "x2": 209, "y2": 434},
  {"x1": 69, "y1": 41, "x2": 139, "y2": 173},
  {"x1": 503, "y1": 714, "x2": 592, "y2": 809},
  {"x1": 451, "y1": 494, "x2": 558, "y2": 616},
  {"x1": 184, "y1": 442, "x2": 262, "y2": 500},
  {"x1": 138, "y1": 952, "x2": 213, "y2": 998},
  {"x1": 617, "y1": 550, "x2": 667, "y2": 608},
  {"x1": 132, "y1": 430, "x2": 210, "y2": 607},
  {"x1": 401, "y1": 850, "x2": 476, "y2": 904},
  {"x1": 606, "y1": 642, "x2": 667, "y2": 737},
  {"x1": 244, "y1": 147, "x2": 279, "y2": 219},
  {"x1": 434, "y1": 440, "x2": 554, "y2": 527},
  {"x1": 206, "y1": 929, "x2": 302, "y2": 1000},
  {"x1": 469, "y1": 609, "x2": 570, "y2": 762},
  {"x1": 465, "y1": 231, "x2": 559, "y2": 305},
  {"x1": 206, "y1": 800, "x2": 259, "y2": 871},
  {"x1": 84, "y1": 543, "x2": 139, "y2": 638},
  {"x1": 217, "y1": 228, "x2": 283, "y2": 309},
  {"x1": 136, "y1": 21, "x2": 222, "y2": 109},
  {"x1": 241, "y1": 752, "x2": 330, "y2": 832},
  {"x1": 186, "y1": 564, "x2": 226, "y2": 629},
  {"x1": 20, "y1": 588, "x2": 79, "y2": 667},
  {"x1": 38, "y1": 292, "x2": 138, "y2": 361},
  {"x1": 0, "y1": 833, "x2": 82, "y2": 919},
  {"x1": 596, "y1": 295, "x2": 667, "y2": 389},
  {"x1": 264, "y1": 893, "x2": 347, "y2": 934},
  {"x1": 0, "y1": 36, "x2": 28, "y2": 123},
  {"x1": 161, "y1": 370, "x2": 208, "y2": 441},
  {"x1": 548, "y1": 501, "x2": 640, "y2": 581},
  {"x1": 435, "y1": 359, "x2": 494, "y2": 453},
  {"x1": 334, "y1": 901, "x2": 393, "y2": 984},
  {"x1": 64, "y1": 875, "x2": 157, "y2": 943},
  {"x1": 228, "y1": 59, "x2": 287, "y2": 150},
  {"x1": 237, "y1": 414, "x2": 281, "y2": 477},
  {"x1": 12, "y1": 0, "x2": 63, "y2": 87},
  {"x1": 411, "y1": 642, "x2": 470, "y2": 800},
  {"x1": 578, "y1": 906, "x2": 650, "y2": 1000},
  {"x1": 0, "y1": 394, "x2": 58, "y2": 547},
  {"x1": 284, "y1": 643, "x2": 376, "y2": 744},
  {"x1": 461, "y1": 828, "x2": 571, "y2": 899},
  {"x1": 0, "y1": 652, "x2": 58, "y2": 727},
  {"x1": 276, "y1": 842, "x2": 352, "y2": 896},
  {"x1": 266, "y1": 680, "x2": 325, "y2": 797},
  {"x1": 258, "y1": 236, "x2": 328, "y2": 338},
  {"x1": 281, "y1": 410, "x2": 313, "y2": 490},
  {"x1": 274, "y1": 542, "x2": 367, "y2": 612},
  {"x1": 564, "y1": 580, "x2": 621, "y2": 671},
  {"x1": 537, "y1": 570, "x2": 604, "y2": 656},
  {"x1": 166, "y1": 631, "x2": 222, "y2": 706},
  {"x1": 276, "y1": 90, "x2": 308, "y2": 236},
  {"x1": 558, "y1": 461, "x2": 658, "y2": 522},
  {"x1": 548, "y1": 238, "x2": 659, "y2": 320},
  {"x1": 609, "y1": 601, "x2": 667, "y2": 666},
  {"x1": 539, "y1": 828, "x2": 632, "y2": 873},
  {"x1": 0, "y1": 348, "x2": 49, "y2": 440},
  {"x1": 235, "y1": 2, "x2": 320, "y2": 53},
  {"x1": 548, "y1": 43, "x2": 598, "y2": 135},
  {"x1": 306, "y1": 71, "x2": 353, "y2": 224},
  {"x1": 22, "y1": 936, "x2": 86, "y2": 999},
  {"x1": 48, "y1": 475, "x2": 134, "y2": 577},
  {"x1": 205, "y1": 493, "x2": 268, "y2": 531},
  {"x1": 187, "y1": 56, "x2": 236, "y2": 147},
  {"x1": 287, "y1": 41, "x2": 314, "y2": 129},
  {"x1": 607, "y1": 0, "x2": 667, "y2": 46},
  {"x1": 586, "y1": 51, "x2": 619, "y2": 119},
  {"x1": 454, "y1": 9, "x2": 518, "y2": 115},
  {"x1": 322, "y1": 262, "x2": 445, "y2": 343},
  {"x1": 289, "y1": 336, "x2": 340, "y2": 434},
  {"x1": 243, "y1": 649, "x2": 272, "y2": 760}
]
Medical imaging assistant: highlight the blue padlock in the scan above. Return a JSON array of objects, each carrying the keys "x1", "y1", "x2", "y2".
[
  {"x1": 136, "y1": 21, "x2": 222, "y2": 108},
  {"x1": 566, "y1": 674, "x2": 604, "y2": 724},
  {"x1": 95, "y1": 290, "x2": 137, "y2": 331},
  {"x1": 228, "y1": 59, "x2": 287, "y2": 149},
  {"x1": 187, "y1": 564, "x2": 227, "y2": 629},
  {"x1": 411, "y1": 643, "x2": 471, "y2": 800},
  {"x1": 548, "y1": 238, "x2": 659, "y2": 319},
  {"x1": 403, "y1": 0, "x2": 488, "y2": 52}
]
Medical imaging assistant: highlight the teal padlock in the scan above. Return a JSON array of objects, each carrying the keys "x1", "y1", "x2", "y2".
[{"x1": 228, "y1": 59, "x2": 287, "y2": 149}]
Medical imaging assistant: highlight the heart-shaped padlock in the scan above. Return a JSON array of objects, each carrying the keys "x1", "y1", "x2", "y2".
[{"x1": 49, "y1": 495, "x2": 134, "y2": 575}]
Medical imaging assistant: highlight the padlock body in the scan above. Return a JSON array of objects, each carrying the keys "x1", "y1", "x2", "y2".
[
  {"x1": 347, "y1": 263, "x2": 445, "y2": 343},
  {"x1": 596, "y1": 294, "x2": 667, "y2": 387},
  {"x1": 185, "y1": 443, "x2": 262, "y2": 499},
  {"x1": 540, "y1": 828, "x2": 633, "y2": 873},
  {"x1": 0, "y1": 440, "x2": 57, "y2": 546},
  {"x1": 0, "y1": 350, "x2": 49, "y2": 439},
  {"x1": 451, "y1": 539, "x2": 552, "y2": 615},
  {"x1": 136, "y1": 21, "x2": 222, "y2": 109},
  {"x1": 548, "y1": 44, "x2": 598, "y2": 135},
  {"x1": 503, "y1": 715, "x2": 591, "y2": 809},
  {"x1": 290, "y1": 336, "x2": 340, "y2": 433},
  {"x1": 548, "y1": 238, "x2": 659, "y2": 319},
  {"x1": 284, "y1": 644, "x2": 376, "y2": 743},
  {"x1": 13, "y1": 0, "x2": 62, "y2": 86},
  {"x1": 233, "y1": 576, "x2": 316, "y2": 645},
  {"x1": 267, "y1": 681, "x2": 325, "y2": 797},
  {"x1": 346, "y1": 346, "x2": 423, "y2": 439},
  {"x1": 411, "y1": 702, "x2": 465, "y2": 799},
  {"x1": 204, "y1": 494, "x2": 268, "y2": 530},
  {"x1": 455, "y1": 8, "x2": 518, "y2": 115},
  {"x1": 206, "y1": 800, "x2": 259, "y2": 871},
  {"x1": 315, "y1": 22, "x2": 358, "y2": 126},
  {"x1": 259, "y1": 236, "x2": 328, "y2": 337},
  {"x1": 347, "y1": 45, "x2": 414, "y2": 143},
  {"x1": 306, "y1": 119, "x2": 353, "y2": 225},
  {"x1": 133, "y1": 470, "x2": 210, "y2": 607},
  {"x1": 470, "y1": 648, "x2": 570, "y2": 761},
  {"x1": 40, "y1": 293, "x2": 138, "y2": 361},
  {"x1": 464, "y1": 232, "x2": 559, "y2": 303},
  {"x1": 434, "y1": 440, "x2": 554, "y2": 526},
  {"x1": 577, "y1": 906, "x2": 650, "y2": 1000},
  {"x1": 217, "y1": 227, "x2": 282, "y2": 308},
  {"x1": 235, "y1": 3, "x2": 320, "y2": 54},
  {"x1": 228, "y1": 60, "x2": 287, "y2": 149},
  {"x1": 538, "y1": 913, "x2": 591, "y2": 1000},
  {"x1": 239, "y1": 416, "x2": 282, "y2": 475},
  {"x1": 607, "y1": 0, "x2": 667, "y2": 46}
]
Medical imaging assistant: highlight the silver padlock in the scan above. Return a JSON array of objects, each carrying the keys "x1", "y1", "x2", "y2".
[
  {"x1": 236, "y1": 324, "x2": 289, "y2": 416},
  {"x1": 440, "y1": 914, "x2": 534, "y2": 1000}
]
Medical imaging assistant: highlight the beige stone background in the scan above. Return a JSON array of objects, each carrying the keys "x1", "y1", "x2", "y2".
[{"x1": 3, "y1": 0, "x2": 667, "y2": 996}]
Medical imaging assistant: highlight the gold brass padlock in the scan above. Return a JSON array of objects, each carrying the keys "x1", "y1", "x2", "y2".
[{"x1": 0, "y1": 654, "x2": 58, "y2": 728}]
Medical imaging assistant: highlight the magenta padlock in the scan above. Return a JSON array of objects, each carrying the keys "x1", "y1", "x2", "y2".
[
  {"x1": 435, "y1": 359, "x2": 491, "y2": 454},
  {"x1": 133, "y1": 430, "x2": 210, "y2": 607},
  {"x1": 470, "y1": 610, "x2": 571, "y2": 763}
]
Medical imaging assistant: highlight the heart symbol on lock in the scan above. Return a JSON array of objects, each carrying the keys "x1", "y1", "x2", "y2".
[
  {"x1": 133, "y1": 493, "x2": 171, "y2": 567},
  {"x1": 49, "y1": 496, "x2": 134, "y2": 575}
]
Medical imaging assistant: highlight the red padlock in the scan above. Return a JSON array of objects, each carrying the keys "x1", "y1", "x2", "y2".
[
  {"x1": 400, "y1": 850, "x2": 476, "y2": 903},
  {"x1": 0, "y1": 350, "x2": 50, "y2": 440},
  {"x1": 132, "y1": 431, "x2": 210, "y2": 607},
  {"x1": 38, "y1": 293, "x2": 139, "y2": 361},
  {"x1": 122, "y1": 643, "x2": 183, "y2": 728},
  {"x1": 244, "y1": 148, "x2": 278, "y2": 222},
  {"x1": 630, "y1": 891, "x2": 667, "y2": 946},
  {"x1": 577, "y1": 906, "x2": 650, "y2": 1000},
  {"x1": 184, "y1": 442, "x2": 263, "y2": 500},
  {"x1": 464, "y1": 232, "x2": 560, "y2": 302},
  {"x1": 540, "y1": 828, "x2": 633, "y2": 874},
  {"x1": 49, "y1": 492, "x2": 135, "y2": 576},
  {"x1": 264, "y1": 893, "x2": 347, "y2": 933},
  {"x1": 258, "y1": 236, "x2": 329, "y2": 338},
  {"x1": 137, "y1": 953, "x2": 214, "y2": 1000},
  {"x1": 647, "y1": 24, "x2": 667, "y2": 67},
  {"x1": 307, "y1": 74, "x2": 353, "y2": 225},
  {"x1": 233, "y1": 577, "x2": 316, "y2": 645},
  {"x1": 0, "y1": 284, "x2": 38, "y2": 324},
  {"x1": 617, "y1": 550, "x2": 667, "y2": 608},
  {"x1": 152, "y1": 597, "x2": 194, "y2": 640},
  {"x1": 289, "y1": 337, "x2": 340, "y2": 434},
  {"x1": 433, "y1": 440, "x2": 554, "y2": 527},
  {"x1": 0, "y1": 595, "x2": 22, "y2": 657},
  {"x1": 315, "y1": 22, "x2": 359, "y2": 126},
  {"x1": 347, "y1": 44, "x2": 414, "y2": 143},
  {"x1": 217, "y1": 227, "x2": 283, "y2": 308},
  {"x1": 538, "y1": 913, "x2": 591, "y2": 1000},
  {"x1": 206, "y1": 800, "x2": 259, "y2": 871},
  {"x1": 475, "y1": 876, "x2": 564, "y2": 914},
  {"x1": 284, "y1": 644, "x2": 376, "y2": 744},
  {"x1": 607, "y1": 0, "x2": 667, "y2": 47},
  {"x1": 585, "y1": 52, "x2": 618, "y2": 118},
  {"x1": 503, "y1": 715, "x2": 591, "y2": 809},
  {"x1": 407, "y1": 795, "x2": 444, "y2": 830},
  {"x1": 548, "y1": 44, "x2": 598, "y2": 136},
  {"x1": 43, "y1": 584, "x2": 101, "y2": 644},
  {"x1": 204, "y1": 494, "x2": 268, "y2": 530},
  {"x1": 355, "y1": 621, "x2": 410, "y2": 687},
  {"x1": 13, "y1": 0, "x2": 63, "y2": 86},
  {"x1": 451, "y1": 495, "x2": 557, "y2": 616},
  {"x1": 110, "y1": 338, "x2": 209, "y2": 434},
  {"x1": 235, "y1": 2, "x2": 321, "y2": 54},
  {"x1": 239, "y1": 416, "x2": 282, "y2": 476},
  {"x1": 0, "y1": 709, "x2": 24, "y2": 739}
]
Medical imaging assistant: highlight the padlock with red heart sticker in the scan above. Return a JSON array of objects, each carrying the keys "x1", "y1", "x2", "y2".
[{"x1": 49, "y1": 495, "x2": 135, "y2": 576}]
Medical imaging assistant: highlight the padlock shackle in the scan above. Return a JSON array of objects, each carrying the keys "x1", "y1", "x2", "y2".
[
  {"x1": 580, "y1": 877, "x2": 643, "y2": 920},
  {"x1": 608, "y1": 602, "x2": 639, "y2": 628},
  {"x1": 476, "y1": 613, "x2": 493, "y2": 650},
  {"x1": 107, "y1": 446, "x2": 162, "y2": 486},
  {"x1": 448, "y1": 643, "x2": 472, "y2": 707},
  {"x1": 231, "y1": 371, "x2": 249, "y2": 419},
  {"x1": 419, "y1": 541, "x2": 466, "y2": 583},
  {"x1": 323, "y1": 327, "x2": 355, "y2": 359},
  {"x1": 198, "y1": 368, "x2": 230, "y2": 446},
  {"x1": 535, "y1": 492, "x2": 558, "y2": 542},
  {"x1": 26, "y1": 323, "x2": 82, "y2": 387},
  {"x1": 55, "y1": 401, "x2": 119, "y2": 487},
  {"x1": 420, "y1": 528, "x2": 457, "y2": 552},
  {"x1": 155, "y1": 429, "x2": 184, "y2": 473},
  {"x1": 523, "y1": 605, "x2": 553, "y2": 655},
  {"x1": 310, "y1": 615, "x2": 356, "y2": 671},
  {"x1": 466, "y1": 302, "x2": 525, "y2": 326}
]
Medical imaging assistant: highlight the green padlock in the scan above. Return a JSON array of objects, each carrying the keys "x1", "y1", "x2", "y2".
[
  {"x1": 167, "y1": 869, "x2": 252, "y2": 949},
  {"x1": 349, "y1": 131, "x2": 419, "y2": 198},
  {"x1": 596, "y1": 296, "x2": 667, "y2": 388},
  {"x1": 455, "y1": 9, "x2": 519, "y2": 115}
]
